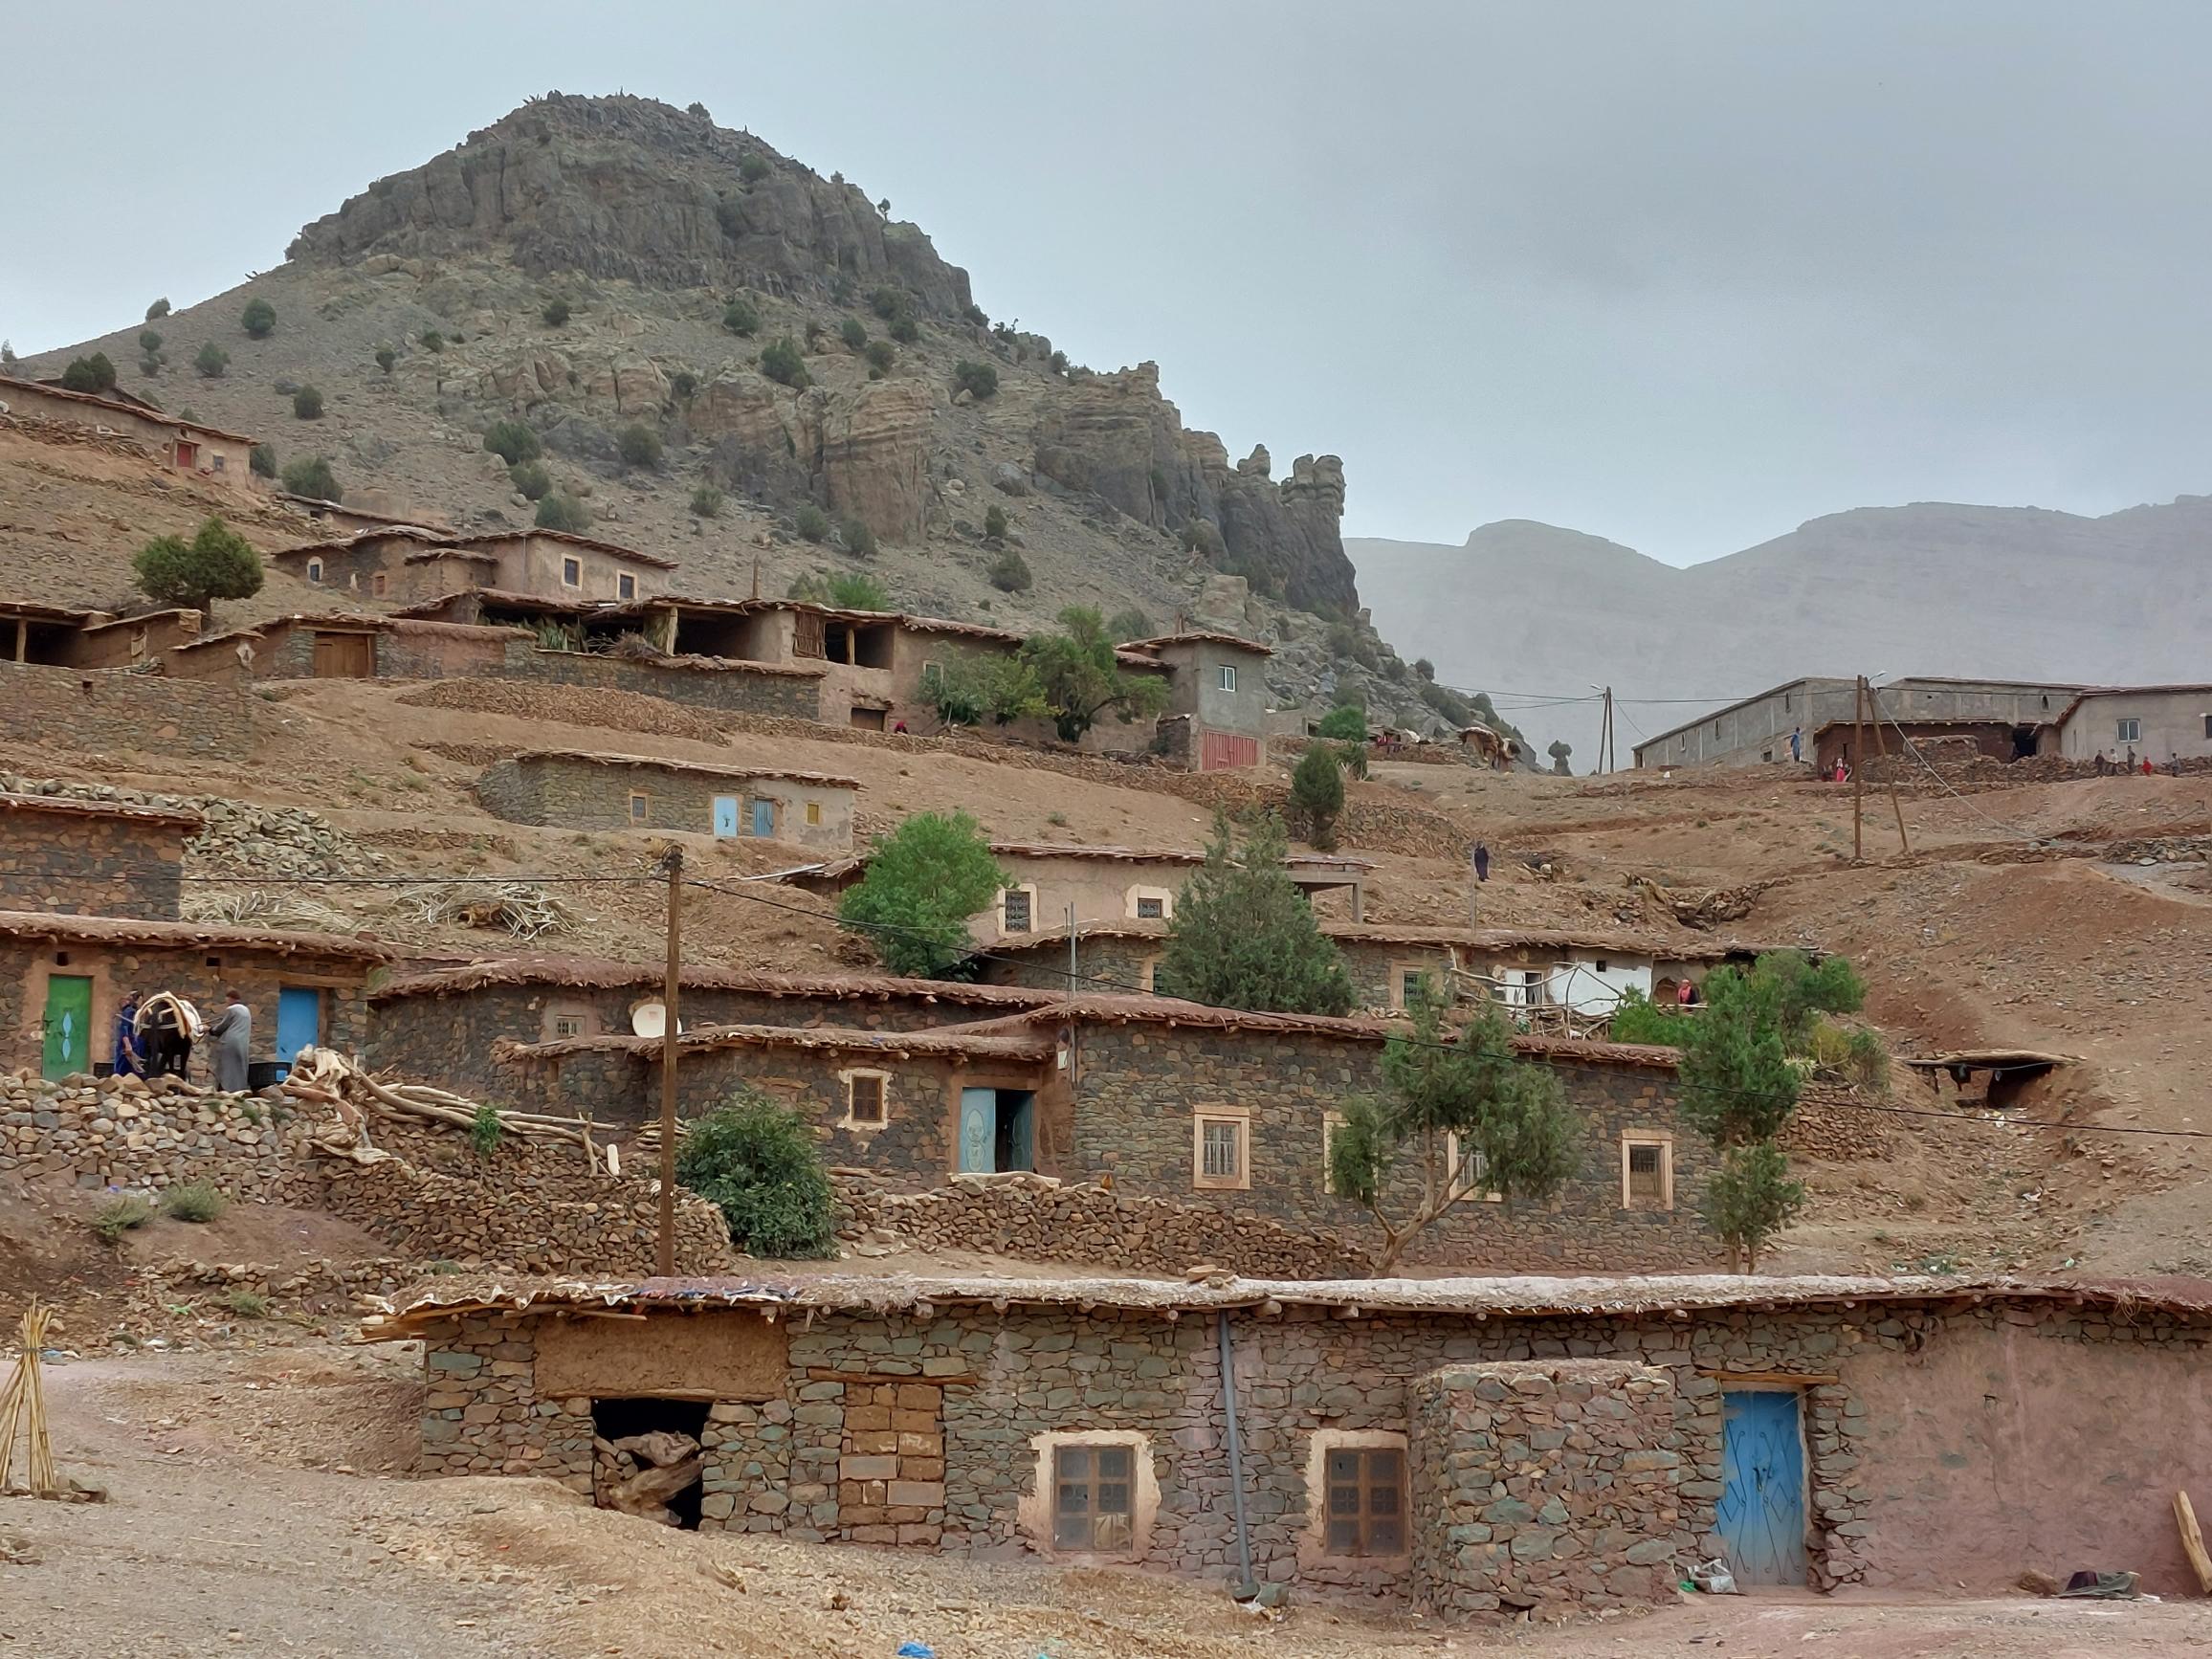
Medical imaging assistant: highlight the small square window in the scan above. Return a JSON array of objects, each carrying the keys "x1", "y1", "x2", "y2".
[
  {"x1": 1215, "y1": 664, "x2": 1236, "y2": 692},
  {"x1": 211, "y1": 453, "x2": 226, "y2": 472},
  {"x1": 921, "y1": 660, "x2": 943, "y2": 687},
  {"x1": 551, "y1": 1014, "x2": 586, "y2": 1038},
  {"x1": 306, "y1": 559, "x2": 323, "y2": 585},
  {"x1": 846, "y1": 1073, "x2": 887, "y2": 1126},
  {"x1": 1623, "y1": 1139, "x2": 1672, "y2": 1209},
  {"x1": 54, "y1": 951, "x2": 70, "y2": 967},
  {"x1": 806, "y1": 801, "x2": 823, "y2": 827},
  {"x1": 628, "y1": 792, "x2": 649, "y2": 823},
  {"x1": 617, "y1": 572, "x2": 636, "y2": 601},
  {"x1": 1397, "y1": 968, "x2": 1428, "y2": 1009},
  {"x1": 1445, "y1": 1132, "x2": 1501, "y2": 1202},
  {"x1": 1193, "y1": 1111, "x2": 1249, "y2": 1189},
  {"x1": 562, "y1": 556, "x2": 583, "y2": 587},
  {"x1": 1053, "y1": 1444, "x2": 1134, "y2": 1552},
  {"x1": 1136, "y1": 896, "x2": 1164, "y2": 920},
  {"x1": 1324, "y1": 1445, "x2": 1405, "y2": 1558},
  {"x1": 1002, "y1": 889, "x2": 1032, "y2": 933},
  {"x1": 2115, "y1": 718, "x2": 2140, "y2": 743},
  {"x1": 204, "y1": 955, "x2": 221, "y2": 968}
]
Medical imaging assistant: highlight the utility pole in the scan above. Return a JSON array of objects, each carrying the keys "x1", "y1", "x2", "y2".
[
  {"x1": 1864, "y1": 681, "x2": 1913, "y2": 857},
  {"x1": 655, "y1": 845, "x2": 684, "y2": 1276},
  {"x1": 1851, "y1": 676, "x2": 1867, "y2": 863},
  {"x1": 1601, "y1": 685, "x2": 1615, "y2": 774}
]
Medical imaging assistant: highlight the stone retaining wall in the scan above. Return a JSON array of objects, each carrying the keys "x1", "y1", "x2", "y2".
[
  {"x1": 500, "y1": 647, "x2": 825, "y2": 720},
  {"x1": 0, "y1": 661, "x2": 246, "y2": 757},
  {"x1": 0, "y1": 800, "x2": 188, "y2": 919}
]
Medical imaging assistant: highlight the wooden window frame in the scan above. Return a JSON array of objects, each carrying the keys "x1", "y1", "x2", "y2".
[
  {"x1": 1139, "y1": 954, "x2": 1161, "y2": 994},
  {"x1": 1125, "y1": 884, "x2": 1173, "y2": 922},
  {"x1": 1302, "y1": 1429, "x2": 1409, "y2": 1566},
  {"x1": 1051, "y1": 1441, "x2": 1137, "y2": 1554},
  {"x1": 1192, "y1": 1105, "x2": 1250, "y2": 1191},
  {"x1": 805, "y1": 800, "x2": 823, "y2": 827},
  {"x1": 305, "y1": 558, "x2": 323, "y2": 585},
  {"x1": 1388, "y1": 960, "x2": 1436, "y2": 1011},
  {"x1": 839, "y1": 1067, "x2": 890, "y2": 1130},
  {"x1": 561, "y1": 555, "x2": 584, "y2": 588},
  {"x1": 617, "y1": 572, "x2": 636, "y2": 601},
  {"x1": 628, "y1": 791, "x2": 650, "y2": 824},
  {"x1": 1620, "y1": 1133, "x2": 1675, "y2": 1210},
  {"x1": 1444, "y1": 1130, "x2": 1503, "y2": 1203},
  {"x1": 1024, "y1": 1430, "x2": 1154, "y2": 1560},
  {"x1": 1000, "y1": 883, "x2": 1038, "y2": 937}
]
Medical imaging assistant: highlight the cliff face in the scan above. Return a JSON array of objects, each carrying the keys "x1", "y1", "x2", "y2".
[{"x1": 290, "y1": 93, "x2": 974, "y2": 316}]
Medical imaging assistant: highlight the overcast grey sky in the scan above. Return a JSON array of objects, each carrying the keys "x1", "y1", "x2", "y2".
[{"x1": 7, "y1": 2, "x2": 2210, "y2": 565}]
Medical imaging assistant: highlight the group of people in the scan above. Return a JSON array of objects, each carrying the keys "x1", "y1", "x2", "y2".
[
  {"x1": 2093, "y1": 747, "x2": 2179, "y2": 777},
  {"x1": 110, "y1": 987, "x2": 254, "y2": 1089}
]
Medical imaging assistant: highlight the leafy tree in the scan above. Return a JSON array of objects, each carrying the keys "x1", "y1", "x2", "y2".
[
  {"x1": 1021, "y1": 606, "x2": 1169, "y2": 743},
  {"x1": 722, "y1": 296, "x2": 761, "y2": 337},
  {"x1": 1155, "y1": 811, "x2": 1355, "y2": 1017},
  {"x1": 418, "y1": 329, "x2": 445, "y2": 353},
  {"x1": 1677, "y1": 966, "x2": 1800, "y2": 1149},
  {"x1": 1605, "y1": 986, "x2": 1684, "y2": 1047},
  {"x1": 61, "y1": 354, "x2": 118, "y2": 393},
  {"x1": 794, "y1": 504, "x2": 830, "y2": 542},
  {"x1": 1106, "y1": 608, "x2": 1152, "y2": 643},
  {"x1": 279, "y1": 454, "x2": 340, "y2": 501},
  {"x1": 133, "y1": 515, "x2": 263, "y2": 615},
  {"x1": 759, "y1": 336, "x2": 809, "y2": 388},
  {"x1": 617, "y1": 423, "x2": 663, "y2": 468},
  {"x1": 869, "y1": 287, "x2": 905, "y2": 321},
  {"x1": 194, "y1": 343, "x2": 230, "y2": 378},
  {"x1": 292, "y1": 385, "x2": 323, "y2": 420},
  {"x1": 838, "y1": 317, "x2": 868, "y2": 351},
  {"x1": 1756, "y1": 951, "x2": 1866, "y2": 1052},
  {"x1": 929, "y1": 653, "x2": 1048, "y2": 728},
  {"x1": 509, "y1": 460, "x2": 552, "y2": 500},
  {"x1": 987, "y1": 548, "x2": 1032, "y2": 593},
  {"x1": 249, "y1": 442, "x2": 276, "y2": 479},
  {"x1": 840, "y1": 517, "x2": 878, "y2": 557},
  {"x1": 864, "y1": 339, "x2": 896, "y2": 377},
  {"x1": 139, "y1": 329, "x2": 164, "y2": 359},
  {"x1": 1700, "y1": 1140, "x2": 1806, "y2": 1272},
  {"x1": 675, "y1": 1092, "x2": 838, "y2": 1258},
  {"x1": 145, "y1": 298, "x2": 171, "y2": 321},
  {"x1": 739, "y1": 154, "x2": 772, "y2": 185},
  {"x1": 1180, "y1": 519, "x2": 1225, "y2": 559},
  {"x1": 1289, "y1": 745, "x2": 1346, "y2": 851},
  {"x1": 837, "y1": 810, "x2": 1006, "y2": 977},
  {"x1": 1049, "y1": 348, "x2": 1069, "y2": 373},
  {"x1": 482, "y1": 418, "x2": 541, "y2": 465},
  {"x1": 888, "y1": 314, "x2": 919, "y2": 344},
  {"x1": 1316, "y1": 704, "x2": 1368, "y2": 741},
  {"x1": 825, "y1": 572, "x2": 889, "y2": 609},
  {"x1": 536, "y1": 492, "x2": 590, "y2": 532},
  {"x1": 983, "y1": 504, "x2": 1008, "y2": 540},
  {"x1": 1547, "y1": 739, "x2": 1573, "y2": 775},
  {"x1": 1329, "y1": 995, "x2": 1580, "y2": 1272},
  {"x1": 689, "y1": 483, "x2": 723, "y2": 518},
  {"x1": 375, "y1": 344, "x2": 397, "y2": 373},
  {"x1": 541, "y1": 297, "x2": 571, "y2": 325},
  {"x1": 953, "y1": 360, "x2": 999, "y2": 400},
  {"x1": 240, "y1": 298, "x2": 276, "y2": 338}
]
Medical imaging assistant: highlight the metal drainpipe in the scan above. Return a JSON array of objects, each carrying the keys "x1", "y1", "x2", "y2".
[{"x1": 1216, "y1": 1309, "x2": 1254, "y2": 1593}]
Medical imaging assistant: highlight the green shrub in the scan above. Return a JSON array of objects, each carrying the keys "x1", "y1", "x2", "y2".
[
  {"x1": 617, "y1": 423, "x2": 663, "y2": 468},
  {"x1": 536, "y1": 492, "x2": 590, "y2": 532},
  {"x1": 1700, "y1": 1140, "x2": 1805, "y2": 1272},
  {"x1": 715, "y1": 196, "x2": 746, "y2": 238},
  {"x1": 840, "y1": 517, "x2": 878, "y2": 557},
  {"x1": 869, "y1": 286, "x2": 905, "y2": 321},
  {"x1": 839, "y1": 317, "x2": 868, "y2": 351},
  {"x1": 1316, "y1": 704, "x2": 1368, "y2": 741},
  {"x1": 1290, "y1": 745, "x2": 1345, "y2": 849},
  {"x1": 671, "y1": 368, "x2": 697, "y2": 400},
  {"x1": 1049, "y1": 349, "x2": 1069, "y2": 373},
  {"x1": 146, "y1": 297, "x2": 171, "y2": 321},
  {"x1": 888, "y1": 314, "x2": 919, "y2": 344},
  {"x1": 482, "y1": 418, "x2": 541, "y2": 465},
  {"x1": 250, "y1": 442, "x2": 276, "y2": 478},
  {"x1": 1606, "y1": 987, "x2": 1684, "y2": 1047},
  {"x1": 221, "y1": 1288, "x2": 273, "y2": 1319},
  {"x1": 509, "y1": 460, "x2": 552, "y2": 500},
  {"x1": 928, "y1": 653, "x2": 1048, "y2": 728},
  {"x1": 292, "y1": 385, "x2": 323, "y2": 420},
  {"x1": 140, "y1": 329, "x2": 164, "y2": 359},
  {"x1": 794, "y1": 503, "x2": 830, "y2": 542},
  {"x1": 139, "y1": 353, "x2": 162, "y2": 378},
  {"x1": 193, "y1": 341, "x2": 230, "y2": 378},
  {"x1": 758, "y1": 336, "x2": 809, "y2": 388},
  {"x1": 61, "y1": 353, "x2": 118, "y2": 393},
  {"x1": 279, "y1": 454, "x2": 340, "y2": 502},
  {"x1": 1106, "y1": 608, "x2": 1153, "y2": 643},
  {"x1": 675, "y1": 1093, "x2": 838, "y2": 1258},
  {"x1": 739, "y1": 154, "x2": 772, "y2": 185},
  {"x1": 983, "y1": 504, "x2": 1008, "y2": 540},
  {"x1": 241, "y1": 298, "x2": 276, "y2": 339},
  {"x1": 722, "y1": 296, "x2": 761, "y2": 337},
  {"x1": 1021, "y1": 605, "x2": 1168, "y2": 742},
  {"x1": 688, "y1": 100, "x2": 711, "y2": 118},
  {"x1": 469, "y1": 1104, "x2": 503, "y2": 1158},
  {"x1": 953, "y1": 361, "x2": 999, "y2": 400},
  {"x1": 987, "y1": 547, "x2": 1031, "y2": 593},
  {"x1": 864, "y1": 340, "x2": 896, "y2": 376},
  {"x1": 133, "y1": 515, "x2": 264, "y2": 612},
  {"x1": 838, "y1": 810, "x2": 1006, "y2": 977},
  {"x1": 419, "y1": 329, "x2": 445, "y2": 353},
  {"x1": 690, "y1": 483, "x2": 723, "y2": 518},
  {"x1": 162, "y1": 1181, "x2": 228, "y2": 1223},
  {"x1": 962, "y1": 303, "x2": 988, "y2": 326},
  {"x1": 91, "y1": 1194, "x2": 155, "y2": 1245},
  {"x1": 375, "y1": 344, "x2": 397, "y2": 373},
  {"x1": 1155, "y1": 811, "x2": 1354, "y2": 1016},
  {"x1": 541, "y1": 297, "x2": 571, "y2": 326}
]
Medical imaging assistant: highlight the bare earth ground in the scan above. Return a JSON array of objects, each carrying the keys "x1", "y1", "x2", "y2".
[{"x1": 7, "y1": 1340, "x2": 2209, "y2": 1659}]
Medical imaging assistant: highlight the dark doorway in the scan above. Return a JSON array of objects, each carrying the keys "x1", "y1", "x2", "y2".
[
  {"x1": 2010, "y1": 725, "x2": 2039, "y2": 760},
  {"x1": 993, "y1": 1090, "x2": 1035, "y2": 1173},
  {"x1": 590, "y1": 1396, "x2": 709, "y2": 1530}
]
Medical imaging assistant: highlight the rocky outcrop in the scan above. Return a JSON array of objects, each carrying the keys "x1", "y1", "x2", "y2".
[
  {"x1": 289, "y1": 94, "x2": 973, "y2": 316},
  {"x1": 692, "y1": 371, "x2": 932, "y2": 542},
  {"x1": 1031, "y1": 363, "x2": 1359, "y2": 614}
]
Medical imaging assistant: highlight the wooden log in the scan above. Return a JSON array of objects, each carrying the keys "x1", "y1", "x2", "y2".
[{"x1": 2176, "y1": 1491, "x2": 2212, "y2": 1594}]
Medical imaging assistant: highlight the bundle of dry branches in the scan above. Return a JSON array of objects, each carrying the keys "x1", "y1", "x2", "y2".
[
  {"x1": 281, "y1": 1047, "x2": 611, "y2": 1173},
  {"x1": 392, "y1": 881, "x2": 580, "y2": 940},
  {"x1": 182, "y1": 888, "x2": 364, "y2": 934}
]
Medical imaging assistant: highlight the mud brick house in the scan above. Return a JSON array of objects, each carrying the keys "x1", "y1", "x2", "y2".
[
  {"x1": 500, "y1": 995, "x2": 1704, "y2": 1272},
  {"x1": 1633, "y1": 675, "x2": 2083, "y2": 771},
  {"x1": 474, "y1": 749, "x2": 858, "y2": 851},
  {"x1": 0, "y1": 380, "x2": 260, "y2": 481},
  {"x1": 367, "y1": 956, "x2": 1059, "y2": 1101},
  {"x1": 273, "y1": 490, "x2": 451, "y2": 536},
  {"x1": 375, "y1": 1271, "x2": 2212, "y2": 1614},
  {"x1": 1118, "y1": 630, "x2": 1272, "y2": 770},
  {"x1": 0, "y1": 793, "x2": 201, "y2": 920},
  {"x1": 0, "y1": 911, "x2": 387, "y2": 1081},
  {"x1": 2056, "y1": 683, "x2": 2212, "y2": 765},
  {"x1": 269, "y1": 524, "x2": 676, "y2": 606},
  {"x1": 0, "y1": 600, "x2": 204, "y2": 670},
  {"x1": 163, "y1": 612, "x2": 522, "y2": 683}
]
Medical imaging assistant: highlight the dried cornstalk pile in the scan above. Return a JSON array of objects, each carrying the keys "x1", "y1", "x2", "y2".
[
  {"x1": 182, "y1": 888, "x2": 364, "y2": 934},
  {"x1": 0, "y1": 1301, "x2": 57, "y2": 1498},
  {"x1": 281, "y1": 1048, "x2": 614, "y2": 1173},
  {"x1": 392, "y1": 881, "x2": 579, "y2": 940}
]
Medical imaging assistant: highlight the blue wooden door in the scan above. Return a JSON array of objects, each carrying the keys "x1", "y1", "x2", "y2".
[
  {"x1": 276, "y1": 986, "x2": 322, "y2": 1073},
  {"x1": 751, "y1": 797, "x2": 776, "y2": 838},
  {"x1": 712, "y1": 796, "x2": 739, "y2": 838},
  {"x1": 959, "y1": 1087, "x2": 996, "y2": 1173},
  {"x1": 1717, "y1": 1389, "x2": 1806, "y2": 1585}
]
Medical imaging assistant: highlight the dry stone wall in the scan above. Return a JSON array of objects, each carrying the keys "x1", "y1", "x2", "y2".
[
  {"x1": 0, "y1": 662, "x2": 244, "y2": 757},
  {"x1": 0, "y1": 802, "x2": 188, "y2": 919}
]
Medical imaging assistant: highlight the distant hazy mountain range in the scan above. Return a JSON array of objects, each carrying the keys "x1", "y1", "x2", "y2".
[{"x1": 1350, "y1": 498, "x2": 2212, "y2": 765}]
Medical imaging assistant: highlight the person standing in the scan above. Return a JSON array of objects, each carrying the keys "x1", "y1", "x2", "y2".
[
  {"x1": 113, "y1": 989, "x2": 144, "y2": 1078},
  {"x1": 1789, "y1": 725, "x2": 1803, "y2": 763},
  {"x1": 205, "y1": 989, "x2": 253, "y2": 1092},
  {"x1": 1472, "y1": 840, "x2": 1492, "y2": 884}
]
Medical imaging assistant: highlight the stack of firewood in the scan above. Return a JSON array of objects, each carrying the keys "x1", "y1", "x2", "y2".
[{"x1": 592, "y1": 1429, "x2": 702, "y2": 1526}]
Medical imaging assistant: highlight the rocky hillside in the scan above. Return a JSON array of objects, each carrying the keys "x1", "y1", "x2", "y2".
[
  {"x1": 1354, "y1": 498, "x2": 2212, "y2": 763},
  {"x1": 14, "y1": 93, "x2": 1443, "y2": 731}
]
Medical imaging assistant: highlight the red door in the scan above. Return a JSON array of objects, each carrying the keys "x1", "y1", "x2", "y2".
[
  {"x1": 174, "y1": 439, "x2": 200, "y2": 469},
  {"x1": 1201, "y1": 731, "x2": 1261, "y2": 771}
]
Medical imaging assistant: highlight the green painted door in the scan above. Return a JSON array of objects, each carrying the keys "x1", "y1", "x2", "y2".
[{"x1": 42, "y1": 974, "x2": 94, "y2": 1080}]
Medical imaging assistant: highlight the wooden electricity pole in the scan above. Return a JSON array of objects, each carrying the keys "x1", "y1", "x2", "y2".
[
  {"x1": 1851, "y1": 676, "x2": 1868, "y2": 862},
  {"x1": 1864, "y1": 680, "x2": 1913, "y2": 857},
  {"x1": 1599, "y1": 685, "x2": 1615, "y2": 773},
  {"x1": 655, "y1": 845, "x2": 684, "y2": 1277}
]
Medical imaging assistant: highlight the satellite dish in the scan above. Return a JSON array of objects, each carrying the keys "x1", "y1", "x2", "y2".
[{"x1": 630, "y1": 1002, "x2": 684, "y2": 1038}]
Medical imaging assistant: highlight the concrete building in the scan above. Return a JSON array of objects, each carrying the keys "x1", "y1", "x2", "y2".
[
  {"x1": 1120, "y1": 630, "x2": 1273, "y2": 770},
  {"x1": 270, "y1": 525, "x2": 676, "y2": 606},
  {"x1": 2056, "y1": 684, "x2": 2212, "y2": 764},
  {"x1": 1632, "y1": 676, "x2": 2082, "y2": 771},
  {"x1": 474, "y1": 749, "x2": 859, "y2": 851},
  {"x1": 0, "y1": 794, "x2": 201, "y2": 920},
  {"x1": 0, "y1": 380, "x2": 260, "y2": 483}
]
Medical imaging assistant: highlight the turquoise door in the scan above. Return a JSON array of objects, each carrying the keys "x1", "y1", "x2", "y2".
[
  {"x1": 751, "y1": 797, "x2": 776, "y2": 838},
  {"x1": 958, "y1": 1087, "x2": 996, "y2": 1173},
  {"x1": 712, "y1": 796, "x2": 739, "y2": 838},
  {"x1": 1717, "y1": 1389, "x2": 1806, "y2": 1585},
  {"x1": 42, "y1": 974, "x2": 93, "y2": 1080},
  {"x1": 275, "y1": 986, "x2": 322, "y2": 1073}
]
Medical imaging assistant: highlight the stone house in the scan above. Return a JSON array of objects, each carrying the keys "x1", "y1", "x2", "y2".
[
  {"x1": 269, "y1": 525, "x2": 677, "y2": 606},
  {"x1": 162, "y1": 613, "x2": 521, "y2": 683},
  {"x1": 0, "y1": 600, "x2": 204, "y2": 670},
  {"x1": 0, "y1": 380, "x2": 260, "y2": 483},
  {"x1": 379, "y1": 1271, "x2": 2212, "y2": 1612},
  {"x1": 474, "y1": 749, "x2": 858, "y2": 850},
  {"x1": 499, "y1": 994, "x2": 1705, "y2": 1272},
  {"x1": 0, "y1": 910, "x2": 387, "y2": 1081},
  {"x1": 273, "y1": 491, "x2": 450, "y2": 536},
  {"x1": 1633, "y1": 675, "x2": 2081, "y2": 771},
  {"x1": 366, "y1": 956, "x2": 1058, "y2": 1102},
  {"x1": 1118, "y1": 630, "x2": 1273, "y2": 770},
  {"x1": 0, "y1": 794, "x2": 201, "y2": 920},
  {"x1": 2055, "y1": 684, "x2": 2212, "y2": 765}
]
